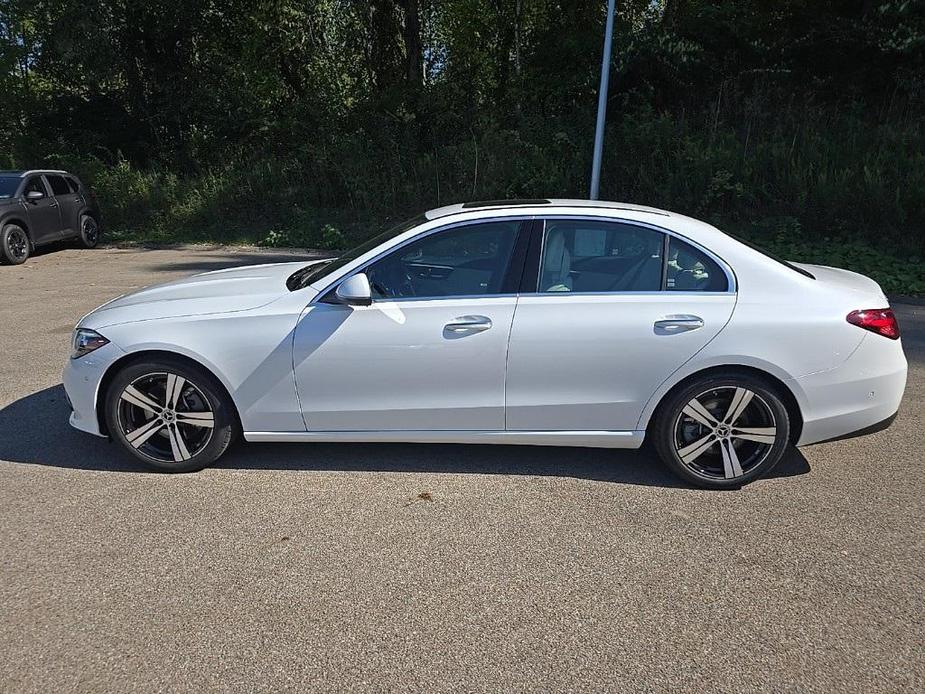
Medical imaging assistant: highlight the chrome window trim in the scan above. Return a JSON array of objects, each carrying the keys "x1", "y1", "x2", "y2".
[
  {"x1": 310, "y1": 216, "x2": 534, "y2": 304},
  {"x1": 535, "y1": 215, "x2": 737, "y2": 295},
  {"x1": 518, "y1": 291, "x2": 736, "y2": 298},
  {"x1": 310, "y1": 212, "x2": 738, "y2": 304}
]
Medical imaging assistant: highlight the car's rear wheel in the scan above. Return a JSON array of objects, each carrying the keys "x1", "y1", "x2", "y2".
[
  {"x1": 77, "y1": 214, "x2": 100, "y2": 248},
  {"x1": 1, "y1": 223, "x2": 30, "y2": 265},
  {"x1": 651, "y1": 373, "x2": 791, "y2": 489},
  {"x1": 104, "y1": 358, "x2": 237, "y2": 472}
]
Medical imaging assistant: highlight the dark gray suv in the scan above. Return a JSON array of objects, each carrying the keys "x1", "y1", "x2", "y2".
[{"x1": 0, "y1": 169, "x2": 102, "y2": 264}]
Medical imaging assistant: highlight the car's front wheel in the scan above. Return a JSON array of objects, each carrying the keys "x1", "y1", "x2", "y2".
[
  {"x1": 651, "y1": 373, "x2": 791, "y2": 489},
  {"x1": 1, "y1": 223, "x2": 30, "y2": 264},
  {"x1": 104, "y1": 358, "x2": 238, "y2": 472}
]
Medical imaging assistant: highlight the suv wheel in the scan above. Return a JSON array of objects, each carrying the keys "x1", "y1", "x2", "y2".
[
  {"x1": 651, "y1": 373, "x2": 791, "y2": 489},
  {"x1": 1, "y1": 224, "x2": 30, "y2": 265},
  {"x1": 77, "y1": 214, "x2": 100, "y2": 249}
]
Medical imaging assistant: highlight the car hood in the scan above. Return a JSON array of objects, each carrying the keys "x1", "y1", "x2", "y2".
[{"x1": 79, "y1": 260, "x2": 321, "y2": 328}]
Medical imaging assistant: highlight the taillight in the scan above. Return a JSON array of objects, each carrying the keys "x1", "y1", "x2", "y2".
[{"x1": 846, "y1": 308, "x2": 900, "y2": 340}]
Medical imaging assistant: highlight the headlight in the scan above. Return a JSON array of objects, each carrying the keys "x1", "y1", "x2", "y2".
[{"x1": 72, "y1": 328, "x2": 109, "y2": 359}]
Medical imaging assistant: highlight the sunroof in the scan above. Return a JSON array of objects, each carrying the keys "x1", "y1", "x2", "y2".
[{"x1": 461, "y1": 199, "x2": 551, "y2": 208}]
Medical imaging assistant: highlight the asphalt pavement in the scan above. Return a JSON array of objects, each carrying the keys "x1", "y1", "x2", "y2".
[{"x1": 1, "y1": 244, "x2": 922, "y2": 692}]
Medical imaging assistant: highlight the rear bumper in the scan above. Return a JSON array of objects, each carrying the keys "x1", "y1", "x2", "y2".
[
  {"x1": 793, "y1": 334, "x2": 907, "y2": 446},
  {"x1": 806, "y1": 410, "x2": 899, "y2": 446}
]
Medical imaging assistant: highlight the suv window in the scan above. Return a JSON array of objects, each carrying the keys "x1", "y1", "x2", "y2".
[
  {"x1": 538, "y1": 220, "x2": 663, "y2": 292},
  {"x1": 65, "y1": 176, "x2": 80, "y2": 193},
  {"x1": 23, "y1": 176, "x2": 47, "y2": 197},
  {"x1": 666, "y1": 237, "x2": 728, "y2": 291},
  {"x1": 47, "y1": 175, "x2": 71, "y2": 196},
  {"x1": 365, "y1": 221, "x2": 519, "y2": 299}
]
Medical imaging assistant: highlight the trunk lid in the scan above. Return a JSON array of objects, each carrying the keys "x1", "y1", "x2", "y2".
[{"x1": 790, "y1": 263, "x2": 888, "y2": 303}]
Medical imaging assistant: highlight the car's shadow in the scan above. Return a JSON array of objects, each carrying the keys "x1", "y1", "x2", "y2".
[{"x1": 0, "y1": 385, "x2": 811, "y2": 487}]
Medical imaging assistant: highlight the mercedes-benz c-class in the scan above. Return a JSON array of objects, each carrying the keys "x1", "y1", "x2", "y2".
[{"x1": 63, "y1": 200, "x2": 907, "y2": 488}]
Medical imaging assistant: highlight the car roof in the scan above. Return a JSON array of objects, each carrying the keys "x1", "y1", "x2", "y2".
[
  {"x1": 0, "y1": 170, "x2": 69, "y2": 177},
  {"x1": 424, "y1": 198, "x2": 672, "y2": 220}
]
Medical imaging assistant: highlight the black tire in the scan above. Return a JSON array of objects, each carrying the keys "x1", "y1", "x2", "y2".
[
  {"x1": 77, "y1": 214, "x2": 100, "y2": 248},
  {"x1": 651, "y1": 372, "x2": 791, "y2": 489},
  {"x1": 104, "y1": 357, "x2": 238, "y2": 472},
  {"x1": 1, "y1": 223, "x2": 30, "y2": 264}
]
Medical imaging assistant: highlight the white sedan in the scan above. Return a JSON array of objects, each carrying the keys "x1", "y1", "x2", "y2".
[{"x1": 63, "y1": 200, "x2": 907, "y2": 488}]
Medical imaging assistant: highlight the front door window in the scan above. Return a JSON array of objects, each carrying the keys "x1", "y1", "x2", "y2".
[{"x1": 365, "y1": 221, "x2": 520, "y2": 299}]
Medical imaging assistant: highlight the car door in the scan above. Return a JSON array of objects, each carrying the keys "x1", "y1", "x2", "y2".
[
  {"x1": 292, "y1": 219, "x2": 528, "y2": 431},
  {"x1": 504, "y1": 218, "x2": 737, "y2": 432},
  {"x1": 46, "y1": 174, "x2": 81, "y2": 236},
  {"x1": 20, "y1": 176, "x2": 62, "y2": 245}
]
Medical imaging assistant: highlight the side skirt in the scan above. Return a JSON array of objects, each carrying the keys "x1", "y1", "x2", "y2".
[{"x1": 243, "y1": 430, "x2": 646, "y2": 449}]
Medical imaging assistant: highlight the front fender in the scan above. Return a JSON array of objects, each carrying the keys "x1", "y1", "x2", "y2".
[{"x1": 100, "y1": 310, "x2": 305, "y2": 433}]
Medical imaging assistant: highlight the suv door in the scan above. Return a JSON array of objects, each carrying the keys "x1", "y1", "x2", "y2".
[
  {"x1": 292, "y1": 219, "x2": 527, "y2": 431},
  {"x1": 20, "y1": 176, "x2": 62, "y2": 245},
  {"x1": 504, "y1": 218, "x2": 736, "y2": 431},
  {"x1": 46, "y1": 174, "x2": 81, "y2": 237}
]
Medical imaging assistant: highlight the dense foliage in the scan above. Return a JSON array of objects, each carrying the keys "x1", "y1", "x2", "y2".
[{"x1": 1, "y1": 1, "x2": 923, "y2": 291}]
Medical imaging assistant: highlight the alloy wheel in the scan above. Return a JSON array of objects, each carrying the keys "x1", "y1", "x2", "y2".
[
  {"x1": 8, "y1": 228, "x2": 27, "y2": 260},
  {"x1": 82, "y1": 217, "x2": 99, "y2": 245},
  {"x1": 116, "y1": 372, "x2": 215, "y2": 464},
  {"x1": 673, "y1": 386, "x2": 777, "y2": 481}
]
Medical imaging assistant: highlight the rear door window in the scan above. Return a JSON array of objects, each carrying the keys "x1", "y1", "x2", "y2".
[
  {"x1": 47, "y1": 175, "x2": 71, "y2": 196},
  {"x1": 538, "y1": 220, "x2": 664, "y2": 292},
  {"x1": 666, "y1": 237, "x2": 728, "y2": 292},
  {"x1": 65, "y1": 177, "x2": 80, "y2": 193}
]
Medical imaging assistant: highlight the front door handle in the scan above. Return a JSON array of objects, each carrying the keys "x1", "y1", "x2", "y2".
[
  {"x1": 654, "y1": 315, "x2": 704, "y2": 333},
  {"x1": 445, "y1": 315, "x2": 492, "y2": 333}
]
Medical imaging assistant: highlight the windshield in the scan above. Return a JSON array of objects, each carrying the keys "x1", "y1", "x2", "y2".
[
  {"x1": 0, "y1": 177, "x2": 20, "y2": 199},
  {"x1": 287, "y1": 213, "x2": 428, "y2": 291}
]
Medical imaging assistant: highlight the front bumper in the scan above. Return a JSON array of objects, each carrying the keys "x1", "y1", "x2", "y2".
[{"x1": 62, "y1": 341, "x2": 126, "y2": 437}]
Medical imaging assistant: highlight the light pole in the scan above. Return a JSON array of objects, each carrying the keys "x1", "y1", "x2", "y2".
[{"x1": 589, "y1": 0, "x2": 616, "y2": 200}]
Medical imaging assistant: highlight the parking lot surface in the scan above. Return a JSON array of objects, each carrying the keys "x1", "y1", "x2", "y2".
[{"x1": 1, "y1": 245, "x2": 923, "y2": 692}]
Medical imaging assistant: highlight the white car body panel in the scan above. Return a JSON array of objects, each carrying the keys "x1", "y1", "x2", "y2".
[
  {"x1": 293, "y1": 297, "x2": 517, "y2": 430},
  {"x1": 63, "y1": 200, "x2": 907, "y2": 453},
  {"x1": 505, "y1": 293, "x2": 736, "y2": 430}
]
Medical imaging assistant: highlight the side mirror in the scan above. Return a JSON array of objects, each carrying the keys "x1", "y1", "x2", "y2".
[
  {"x1": 335, "y1": 272, "x2": 372, "y2": 306},
  {"x1": 25, "y1": 190, "x2": 44, "y2": 201}
]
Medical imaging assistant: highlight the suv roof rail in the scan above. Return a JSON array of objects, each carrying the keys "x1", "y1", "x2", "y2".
[{"x1": 19, "y1": 169, "x2": 68, "y2": 177}]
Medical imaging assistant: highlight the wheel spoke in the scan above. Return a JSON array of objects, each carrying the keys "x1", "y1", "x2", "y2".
[
  {"x1": 719, "y1": 439, "x2": 744, "y2": 478},
  {"x1": 723, "y1": 387, "x2": 754, "y2": 425},
  {"x1": 126, "y1": 418, "x2": 165, "y2": 448},
  {"x1": 165, "y1": 374, "x2": 187, "y2": 409},
  {"x1": 732, "y1": 426, "x2": 776, "y2": 444},
  {"x1": 175, "y1": 411, "x2": 214, "y2": 428},
  {"x1": 167, "y1": 425, "x2": 191, "y2": 462},
  {"x1": 121, "y1": 385, "x2": 162, "y2": 413},
  {"x1": 683, "y1": 398, "x2": 719, "y2": 428},
  {"x1": 677, "y1": 433, "x2": 716, "y2": 464}
]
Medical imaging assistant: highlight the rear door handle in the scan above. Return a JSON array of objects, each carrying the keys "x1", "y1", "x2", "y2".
[
  {"x1": 445, "y1": 315, "x2": 492, "y2": 333},
  {"x1": 654, "y1": 315, "x2": 704, "y2": 333}
]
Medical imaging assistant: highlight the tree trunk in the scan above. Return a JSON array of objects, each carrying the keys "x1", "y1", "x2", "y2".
[{"x1": 401, "y1": 0, "x2": 423, "y2": 89}]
